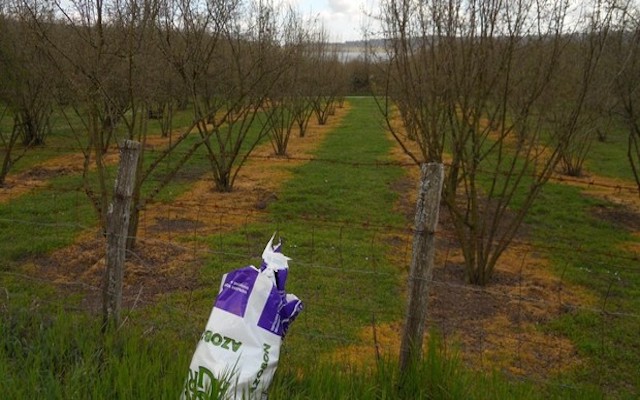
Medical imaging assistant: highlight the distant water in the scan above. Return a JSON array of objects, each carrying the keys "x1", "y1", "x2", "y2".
[
  {"x1": 339, "y1": 48, "x2": 366, "y2": 62},
  {"x1": 338, "y1": 45, "x2": 388, "y2": 63}
]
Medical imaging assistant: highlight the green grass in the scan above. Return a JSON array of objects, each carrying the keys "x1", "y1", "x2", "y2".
[
  {"x1": 0, "y1": 174, "x2": 94, "y2": 261},
  {"x1": 1, "y1": 297, "x2": 541, "y2": 399},
  {"x1": 0, "y1": 106, "x2": 196, "y2": 175},
  {"x1": 587, "y1": 123, "x2": 637, "y2": 182},
  {"x1": 0, "y1": 298, "x2": 191, "y2": 399},
  {"x1": 270, "y1": 337, "x2": 541, "y2": 400},
  {"x1": 525, "y1": 181, "x2": 640, "y2": 398},
  {"x1": 1, "y1": 97, "x2": 639, "y2": 398}
]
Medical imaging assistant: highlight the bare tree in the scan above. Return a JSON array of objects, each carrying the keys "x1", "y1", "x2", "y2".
[
  {"x1": 307, "y1": 27, "x2": 342, "y2": 125},
  {"x1": 0, "y1": 16, "x2": 23, "y2": 185},
  {"x1": 608, "y1": 2, "x2": 640, "y2": 194},
  {"x1": 553, "y1": 5, "x2": 613, "y2": 177},
  {"x1": 274, "y1": 15, "x2": 322, "y2": 139},
  {"x1": 155, "y1": 0, "x2": 296, "y2": 192},
  {"x1": 0, "y1": 106, "x2": 24, "y2": 186},
  {"x1": 22, "y1": 0, "x2": 140, "y2": 230},
  {"x1": 378, "y1": 0, "x2": 611, "y2": 285},
  {"x1": 290, "y1": 51, "x2": 315, "y2": 137},
  {"x1": 20, "y1": 0, "x2": 183, "y2": 250},
  {"x1": 264, "y1": 93, "x2": 298, "y2": 156},
  {"x1": 262, "y1": 6, "x2": 309, "y2": 155},
  {"x1": 345, "y1": 57, "x2": 372, "y2": 95},
  {"x1": 0, "y1": 4, "x2": 55, "y2": 186}
]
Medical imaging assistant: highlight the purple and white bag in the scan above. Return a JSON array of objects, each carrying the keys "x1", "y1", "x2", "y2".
[{"x1": 182, "y1": 235, "x2": 303, "y2": 400}]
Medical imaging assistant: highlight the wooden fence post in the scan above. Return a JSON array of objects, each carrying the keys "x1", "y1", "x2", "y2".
[
  {"x1": 102, "y1": 140, "x2": 141, "y2": 331},
  {"x1": 399, "y1": 162, "x2": 444, "y2": 372}
]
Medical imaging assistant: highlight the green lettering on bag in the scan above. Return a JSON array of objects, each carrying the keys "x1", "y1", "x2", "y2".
[
  {"x1": 184, "y1": 366, "x2": 217, "y2": 399},
  {"x1": 201, "y1": 330, "x2": 242, "y2": 352},
  {"x1": 211, "y1": 333, "x2": 223, "y2": 346},
  {"x1": 250, "y1": 343, "x2": 271, "y2": 392}
]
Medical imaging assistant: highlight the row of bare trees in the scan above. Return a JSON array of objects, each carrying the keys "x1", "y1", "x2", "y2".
[
  {"x1": 376, "y1": 0, "x2": 640, "y2": 285},
  {"x1": 6, "y1": 0, "x2": 638, "y2": 292},
  {"x1": 0, "y1": 0, "x2": 351, "y2": 247}
]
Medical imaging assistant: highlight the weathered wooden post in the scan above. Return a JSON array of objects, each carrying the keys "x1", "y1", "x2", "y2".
[
  {"x1": 103, "y1": 140, "x2": 141, "y2": 331},
  {"x1": 399, "y1": 162, "x2": 444, "y2": 372}
]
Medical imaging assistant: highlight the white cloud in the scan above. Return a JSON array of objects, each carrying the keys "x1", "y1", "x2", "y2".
[
  {"x1": 327, "y1": 0, "x2": 355, "y2": 14},
  {"x1": 292, "y1": 0, "x2": 380, "y2": 42}
]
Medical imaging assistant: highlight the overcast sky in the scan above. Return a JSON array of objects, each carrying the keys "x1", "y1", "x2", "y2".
[{"x1": 287, "y1": 0, "x2": 380, "y2": 42}]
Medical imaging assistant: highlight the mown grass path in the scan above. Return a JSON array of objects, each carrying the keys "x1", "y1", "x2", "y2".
[{"x1": 198, "y1": 97, "x2": 409, "y2": 365}]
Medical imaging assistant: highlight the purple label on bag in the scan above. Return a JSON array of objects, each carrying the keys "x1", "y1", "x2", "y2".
[
  {"x1": 257, "y1": 285, "x2": 282, "y2": 336},
  {"x1": 215, "y1": 267, "x2": 259, "y2": 317}
]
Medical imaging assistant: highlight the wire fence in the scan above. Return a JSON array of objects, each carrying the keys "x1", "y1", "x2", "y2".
[{"x1": 1, "y1": 146, "x2": 639, "y2": 395}]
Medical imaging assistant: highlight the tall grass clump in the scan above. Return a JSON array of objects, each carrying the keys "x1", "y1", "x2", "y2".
[
  {"x1": 268, "y1": 336, "x2": 540, "y2": 400},
  {"x1": 0, "y1": 297, "x2": 191, "y2": 398}
]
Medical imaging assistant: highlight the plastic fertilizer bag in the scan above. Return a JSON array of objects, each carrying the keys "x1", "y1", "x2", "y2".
[{"x1": 182, "y1": 235, "x2": 303, "y2": 400}]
